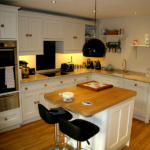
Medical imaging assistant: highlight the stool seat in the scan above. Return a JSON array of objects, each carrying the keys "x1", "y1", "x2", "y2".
[
  {"x1": 38, "y1": 104, "x2": 72, "y2": 124},
  {"x1": 59, "y1": 117, "x2": 100, "y2": 149}
]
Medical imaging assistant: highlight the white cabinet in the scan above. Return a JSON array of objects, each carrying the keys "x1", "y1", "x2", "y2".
[
  {"x1": 21, "y1": 81, "x2": 51, "y2": 121},
  {"x1": 103, "y1": 76, "x2": 114, "y2": 85},
  {"x1": 125, "y1": 80, "x2": 149, "y2": 117},
  {"x1": 113, "y1": 78, "x2": 124, "y2": 88},
  {"x1": 0, "y1": 5, "x2": 19, "y2": 39},
  {"x1": 19, "y1": 13, "x2": 43, "y2": 55},
  {"x1": 44, "y1": 18, "x2": 64, "y2": 40},
  {"x1": 70, "y1": 73, "x2": 92, "y2": 88},
  {"x1": 56, "y1": 22, "x2": 84, "y2": 53},
  {"x1": 50, "y1": 77, "x2": 71, "y2": 92},
  {"x1": 92, "y1": 73, "x2": 103, "y2": 83},
  {"x1": 107, "y1": 100, "x2": 134, "y2": 150}
]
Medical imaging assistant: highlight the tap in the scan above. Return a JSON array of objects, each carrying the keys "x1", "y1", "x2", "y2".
[{"x1": 122, "y1": 59, "x2": 128, "y2": 72}]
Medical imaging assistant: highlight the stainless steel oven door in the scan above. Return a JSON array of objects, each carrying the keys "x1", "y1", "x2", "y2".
[{"x1": 0, "y1": 93, "x2": 19, "y2": 112}]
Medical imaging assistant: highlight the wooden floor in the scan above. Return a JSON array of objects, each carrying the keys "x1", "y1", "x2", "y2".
[{"x1": 0, "y1": 118, "x2": 150, "y2": 150}]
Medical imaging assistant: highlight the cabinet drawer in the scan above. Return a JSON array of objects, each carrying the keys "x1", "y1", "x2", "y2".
[
  {"x1": 103, "y1": 77, "x2": 114, "y2": 85},
  {"x1": 51, "y1": 77, "x2": 70, "y2": 86},
  {"x1": 21, "y1": 82, "x2": 50, "y2": 92},
  {"x1": 0, "y1": 109, "x2": 21, "y2": 129}
]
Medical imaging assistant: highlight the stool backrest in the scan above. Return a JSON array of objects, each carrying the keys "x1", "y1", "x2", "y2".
[{"x1": 38, "y1": 104, "x2": 58, "y2": 124}]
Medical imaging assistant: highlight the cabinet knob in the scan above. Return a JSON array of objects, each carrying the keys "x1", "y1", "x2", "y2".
[
  {"x1": 5, "y1": 118, "x2": 7, "y2": 121},
  {"x1": 34, "y1": 101, "x2": 37, "y2": 104},
  {"x1": 25, "y1": 87, "x2": 28, "y2": 90},
  {"x1": 135, "y1": 84, "x2": 137, "y2": 86},
  {"x1": 87, "y1": 76, "x2": 89, "y2": 78},
  {"x1": 60, "y1": 81, "x2": 63, "y2": 83},
  {"x1": 74, "y1": 79, "x2": 76, "y2": 81},
  {"x1": 1, "y1": 24, "x2": 4, "y2": 27},
  {"x1": 26, "y1": 34, "x2": 29, "y2": 37},
  {"x1": 37, "y1": 101, "x2": 40, "y2": 104},
  {"x1": 73, "y1": 37, "x2": 77, "y2": 39},
  {"x1": 44, "y1": 84, "x2": 47, "y2": 86},
  {"x1": 29, "y1": 34, "x2": 32, "y2": 37}
]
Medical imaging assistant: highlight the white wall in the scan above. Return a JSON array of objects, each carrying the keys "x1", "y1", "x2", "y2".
[{"x1": 99, "y1": 16, "x2": 150, "y2": 73}]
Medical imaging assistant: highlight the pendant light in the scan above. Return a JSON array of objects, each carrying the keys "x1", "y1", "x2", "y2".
[{"x1": 82, "y1": 0, "x2": 106, "y2": 57}]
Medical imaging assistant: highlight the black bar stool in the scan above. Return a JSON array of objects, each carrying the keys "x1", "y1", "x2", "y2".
[
  {"x1": 59, "y1": 117, "x2": 100, "y2": 150},
  {"x1": 38, "y1": 104, "x2": 73, "y2": 150}
]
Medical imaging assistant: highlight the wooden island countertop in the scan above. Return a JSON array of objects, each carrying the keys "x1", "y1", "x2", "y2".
[{"x1": 45, "y1": 86, "x2": 137, "y2": 117}]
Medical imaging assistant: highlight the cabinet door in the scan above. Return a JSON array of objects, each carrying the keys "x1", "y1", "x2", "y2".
[
  {"x1": 28, "y1": 17, "x2": 43, "y2": 51},
  {"x1": 113, "y1": 79, "x2": 124, "y2": 88},
  {"x1": 21, "y1": 91, "x2": 38, "y2": 120},
  {"x1": 0, "y1": 11, "x2": 17, "y2": 38},
  {"x1": 73, "y1": 23, "x2": 84, "y2": 51},
  {"x1": 125, "y1": 81, "x2": 149, "y2": 117},
  {"x1": 44, "y1": 19, "x2": 64, "y2": 39},
  {"x1": 107, "y1": 100, "x2": 133, "y2": 150},
  {"x1": 93, "y1": 74, "x2": 103, "y2": 82},
  {"x1": 18, "y1": 16, "x2": 29, "y2": 51},
  {"x1": 103, "y1": 77, "x2": 114, "y2": 85},
  {"x1": 65, "y1": 22, "x2": 74, "y2": 50}
]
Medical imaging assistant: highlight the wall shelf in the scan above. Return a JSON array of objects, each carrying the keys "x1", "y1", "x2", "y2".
[
  {"x1": 99, "y1": 35, "x2": 128, "y2": 39},
  {"x1": 129, "y1": 45, "x2": 150, "y2": 59}
]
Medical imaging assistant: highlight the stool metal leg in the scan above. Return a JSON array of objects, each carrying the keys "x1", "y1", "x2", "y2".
[{"x1": 77, "y1": 141, "x2": 81, "y2": 150}]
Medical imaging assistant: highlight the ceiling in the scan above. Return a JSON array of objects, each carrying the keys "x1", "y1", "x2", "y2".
[{"x1": 1, "y1": 0, "x2": 150, "y2": 20}]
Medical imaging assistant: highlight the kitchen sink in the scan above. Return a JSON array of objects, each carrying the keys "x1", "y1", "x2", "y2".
[{"x1": 111, "y1": 73, "x2": 128, "y2": 77}]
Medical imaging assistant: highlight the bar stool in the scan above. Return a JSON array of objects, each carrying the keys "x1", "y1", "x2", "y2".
[
  {"x1": 59, "y1": 117, "x2": 100, "y2": 150},
  {"x1": 38, "y1": 104, "x2": 73, "y2": 150}
]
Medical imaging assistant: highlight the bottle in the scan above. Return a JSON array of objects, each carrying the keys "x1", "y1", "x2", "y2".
[
  {"x1": 145, "y1": 34, "x2": 149, "y2": 45},
  {"x1": 71, "y1": 56, "x2": 73, "y2": 63}
]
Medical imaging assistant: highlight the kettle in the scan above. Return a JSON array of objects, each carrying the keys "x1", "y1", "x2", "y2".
[
  {"x1": 96, "y1": 60, "x2": 101, "y2": 70},
  {"x1": 107, "y1": 64, "x2": 113, "y2": 71}
]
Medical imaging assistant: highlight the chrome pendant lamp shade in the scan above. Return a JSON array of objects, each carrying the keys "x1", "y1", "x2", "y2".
[{"x1": 82, "y1": 0, "x2": 106, "y2": 57}]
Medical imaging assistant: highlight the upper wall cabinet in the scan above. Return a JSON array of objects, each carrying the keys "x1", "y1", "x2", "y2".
[
  {"x1": 43, "y1": 18, "x2": 64, "y2": 40},
  {"x1": 0, "y1": 5, "x2": 19, "y2": 39},
  {"x1": 56, "y1": 21, "x2": 85, "y2": 53},
  {"x1": 18, "y1": 12, "x2": 43, "y2": 55}
]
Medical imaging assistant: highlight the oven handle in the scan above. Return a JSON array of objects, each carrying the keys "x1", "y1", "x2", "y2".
[{"x1": 0, "y1": 49, "x2": 13, "y2": 51}]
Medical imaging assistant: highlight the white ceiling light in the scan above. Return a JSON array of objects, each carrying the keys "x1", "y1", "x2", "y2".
[
  {"x1": 134, "y1": 12, "x2": 138, "y2": 14},
  {"x1": 51, "y1": 1, "x2": 56, "y2": 3}
]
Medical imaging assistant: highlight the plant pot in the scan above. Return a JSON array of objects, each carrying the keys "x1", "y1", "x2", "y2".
[
  {"x1": 112, "y1": 48, "x2": 116, "y2": 53},
  {"x1": 117, "y1": 48, "x2": 121, "y2": 53},
  {"x1": 107, "y1": 31, "x2": 118, "y2": 35}
]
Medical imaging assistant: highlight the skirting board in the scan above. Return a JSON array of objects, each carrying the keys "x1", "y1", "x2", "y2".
[
  {"x1": 21, "y1": 116, "x2": 41, "y2": 125},
  {"x1": 133, "y1": 114, "x2": 147, "y2": 123},
  {"x1": 0, "y1": 124, "x2": 20, "y2": 133}
]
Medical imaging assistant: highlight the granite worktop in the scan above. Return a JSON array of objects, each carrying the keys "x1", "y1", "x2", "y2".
[{"x1": 20, "y1": 68, "x2": 150, "y2": 84}]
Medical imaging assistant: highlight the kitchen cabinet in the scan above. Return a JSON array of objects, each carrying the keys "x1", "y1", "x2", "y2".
[
  {"x1": 125, "y1": 80, "x2": 149, "y2": 117},
  {"x1": 21, "y1": 81, "x2": 54, "y2": 122},
  {"x1": 44, "y1": 18, "x2": 64, "y2": 40},
  {"x1": 56, "y1": 22, "x2": 84, "y2": 53},
  {"x1": 113, "y1": 78, "x2": 124, "y2": 88},
  {"x1": 0, "y1": 108, "x2": 21, "y2": 131},
  {"x1": 107, "y1": 100, "x2": 133, "y2": 150},
  {"x1": 50, "y1": 77, "x2": 71, "y2": 92},
  {"x1": 18, "y1": 13, "x2": 43, "y2": 55},
  {"x1": 70, "y1": 73, "x2": 92, "y2": 88},
  {"x1": 92, "y1": 73, "x2": 103, "y2": 83},
  {"x1": 0, "y1": 5, "x2": 19, "y2": 39}
]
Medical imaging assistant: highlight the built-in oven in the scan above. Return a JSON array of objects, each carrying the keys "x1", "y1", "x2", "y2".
[{"x1": 0, "y1": 41, "x2": 18, "y2": 94}]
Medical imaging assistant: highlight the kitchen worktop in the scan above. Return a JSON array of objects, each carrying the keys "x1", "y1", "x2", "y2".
[
  {"x1": 20, "y1": 68, "x2": 150, "y2": 84},
  {"x1": 45, "y1": 86, "x2": 137, "y2": 116}
]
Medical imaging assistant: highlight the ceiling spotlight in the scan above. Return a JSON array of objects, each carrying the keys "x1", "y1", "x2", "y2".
[
  {"x1": 134, "y1": 12, "x2": 138, "y2": 14},
  {"x1": 51, "y1": 1, "x2": 56, "y2": 3}
]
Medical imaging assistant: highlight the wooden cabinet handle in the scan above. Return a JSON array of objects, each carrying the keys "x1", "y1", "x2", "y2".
[
  {"x1": 87, "y1": 76, "x2": 89, "y2": 78},
  {"x1": 135, "y1": 84, "x2": 137, "y2": 86},
  {"x1": 74, "y1": 79, "x2": 76, "y2": 81},
  {"x1": 29, "y1": 34, "x2": 32, "y2": 37},
  {"x1": 25, "y1": 87, "x2": 28, "y2": 90},
  {"x1": 1, "y1": 24, "x2": 4, "y2": 27},
  {"x1": 44, "y1": 84, "x2": 47, "y2": 86},
  {"x1": 5, "y1": 118, "x2": 7, "y2": 121},
  {"x1": 26, "y1": 34, "x2": 29, "y2": 37},
  {"x1": 60, "y1": 81, "x2": 63, "y2": 83},
  {"x1": 73, "y1": 37, "x2": 77, "y2": 39},
  {"x1": 34, "y1": 101, "x2": 37, "y2": 104},
  {"x1": 37, "y1": 101, "x2": 40, "y2": 104}
]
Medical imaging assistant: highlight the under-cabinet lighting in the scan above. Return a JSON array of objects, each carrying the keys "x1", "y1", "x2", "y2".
[
  {"x1": 51, "y1": 1, "x2": 56, "y2": 3},
  {"x1": 134, "y1": 12, "x2": 138, "y2": 14}
]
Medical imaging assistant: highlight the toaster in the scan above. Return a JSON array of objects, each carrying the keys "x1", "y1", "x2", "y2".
[{"x1": 61, "y1": 63, "x2": 74, "y2": 72}]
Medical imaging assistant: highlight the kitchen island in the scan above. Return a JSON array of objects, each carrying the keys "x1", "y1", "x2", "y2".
[{"x1": 45, "y1": 86, "x2": 137, "y2": 150}]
